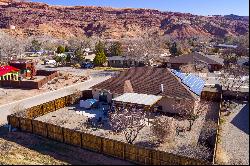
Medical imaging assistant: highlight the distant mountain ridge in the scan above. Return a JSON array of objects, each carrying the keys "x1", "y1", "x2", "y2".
[{"x1": 0, "y1": 1, "x2": 249, "y2": 39}]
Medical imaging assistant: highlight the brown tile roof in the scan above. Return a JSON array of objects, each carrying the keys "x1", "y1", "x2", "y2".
[
  {"x1": 92, "y1": 67, "x2": 198, "y2": 100},
  {"x1": 123, "y1": 80, "x2": 134, "y2": 93},
  {"x1": 167, "y1": 52, "x2": 223, "y2": 65}
]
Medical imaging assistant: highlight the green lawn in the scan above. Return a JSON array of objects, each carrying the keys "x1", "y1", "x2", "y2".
[{"x1": 93, "y1": 67, "x2": 126, "y2": 71}]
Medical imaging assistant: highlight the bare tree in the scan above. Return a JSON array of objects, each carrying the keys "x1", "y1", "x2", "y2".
[
  {"x1": 180, "y1": 63, "x2": 209, "y2": 73},
  {"x1": 123, "y1": 35, "x2": 165, "y2": 65},
  {"x1": 0, "y1": 31, "x2": 28, "y2": 61},
  {"x1": 109, "y1": 107, "x2": 147, "y2": 144},
  {"x1": 12, "y1": 104, "x2": 26, "y2": 117},
  {"x1": 172, "y1": 100, "x2": 210, "y2": 131},
  {"x1": 218, "y1": 64, "x2": 248, "y2": 115},
  {"x1": 151, "y1": 116, "x2": 176, "y2": 143}
]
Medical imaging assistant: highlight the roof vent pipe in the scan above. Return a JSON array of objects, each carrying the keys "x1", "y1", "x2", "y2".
[{"x1": 161, "y1": 84, "x2": 164, "y2": 92}]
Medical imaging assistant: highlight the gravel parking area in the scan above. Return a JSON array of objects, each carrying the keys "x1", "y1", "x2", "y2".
[{"x1": 219, "y1": 102, "x2": 249, "y2": 165}]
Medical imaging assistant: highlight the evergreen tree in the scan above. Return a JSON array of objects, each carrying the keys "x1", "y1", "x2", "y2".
[
  {"x1": 66, "y1": 54, "x2": 71, "y2": 63},
  {"x1": 93, "y1": 50, "x2": 107, "y2": 66},
  {"x1": 95, "y1": 41, "x2": 105, "y2": 54},
  {"x1": 169, "y1": 42, "x2": 182, "y2": 56},
  {"x1": 56, "y1": 45, "x2": 65, "y2": 54},
  {"x1": 93, "y1": 41, "x2": 107, "y2": 66},
  {"x1": 65, "y1": 45, "x2": 70, "y2": 52},
  {"x1": 31, "y1": 39, "x2": 42, "y2": 52},
  {"x1": 74, "y1": 48, "x2": 85, "y2": 62}
]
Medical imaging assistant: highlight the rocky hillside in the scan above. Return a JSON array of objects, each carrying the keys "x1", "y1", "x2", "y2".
[{"x1": 0, "y1": 1, "x2": 249, "y2": 39}]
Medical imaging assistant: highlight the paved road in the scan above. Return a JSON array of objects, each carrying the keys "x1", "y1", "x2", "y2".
[{"x1": 0, "y1": 76, "x2": 110, "y2": 126}]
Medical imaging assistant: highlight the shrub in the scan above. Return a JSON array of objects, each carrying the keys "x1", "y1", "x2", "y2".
[
  {"x1": 64, "y1": 74, "x2": 69, "y2": 80},
  {"x1": 151, "y1": 116, "x2": 176, "y2": 143},
  {"x1": 74, "y1": 63, "x2": 81, "y2": 68}
]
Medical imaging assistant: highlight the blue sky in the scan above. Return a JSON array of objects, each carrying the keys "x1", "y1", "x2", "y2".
[{"x1": 31, "y1": 0, "x2": 249, "y2": 16}]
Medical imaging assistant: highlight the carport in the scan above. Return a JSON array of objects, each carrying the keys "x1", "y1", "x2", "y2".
[{"x1": 112, "y1": 93, "x2": 162, "y2": 111}]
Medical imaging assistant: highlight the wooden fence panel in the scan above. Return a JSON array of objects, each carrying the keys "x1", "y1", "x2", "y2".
[
  {"x1": 137, "y1": 147, "x2": 152, "y2": 165},
  {"x1": 26, "y1": 104, "x2": 43, "y2": 119},
  {"x1": 124, "y1": 144, "x2": 138, "y2": 163},
  {"x1": 63, "y1": 128, "x2": 82, "y2": 147},
  {"x1": 163, "y1": 151, "x2": 185, "y2": 165},
  {"x1": 65, "y1": 96, "x2": 71, "y2": 106},
  {"x1": 19, "y1": 118, "x2": 33, "y2": 132},
  {"x1": 103, "y1": 138, "x2": 114, "y2": 156},
  {"x1": 32, "y1": 120, "x2": 48, "y2": 137},
  {"x1": 47, "y1": 124, "x2": 64, "y2": 142},
  {"x1": 55, "y1": 97, "x2": 66, "y2": 110},
  {"x1": 113, "y1": 140, "x2": 125, "y2": 159},
  {"x1": 102, "y1": 138, "x2": 125, "y2": 159},
  {"x1": 7, "y1": 115, "x2": 20, "y2": 128},
  {"x1": 43, "y1": 101, "x2": 56, "y2": 115},
  {"x1": 152, "y1": 159, "x2": 161, "y2": 165},
  {"x1": 81, "y1": 133, "x2": 103, "y2": 152}
]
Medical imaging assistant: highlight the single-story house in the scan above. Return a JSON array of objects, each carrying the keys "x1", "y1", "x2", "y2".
[
  {"x1": 107, "y1": 56, "x2": 146, "y2": 68},
  {"x1": 92, "y1": 67, "x2": 205, "y2": 115},
  {"x1": 0, "y1": 66, "x2": 20, "y2": 81},
  {"x1": 165, "y1": 52, "x2": 224, "y2": 72}
]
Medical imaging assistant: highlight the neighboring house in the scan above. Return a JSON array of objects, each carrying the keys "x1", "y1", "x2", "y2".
[
  {"x1": 165, "y1": 52, "x2": 224, "y2": 72},
  {"x1": 215, "y1": 44, "x2": 238, "y2": 49},
  {"x1": 237, "y1": 56, "x2": 249, "y2": 67},
  {"x1": 84, "y1": 54, "x2": 96, "y2": 62},
  {"x1": 92, "y1": 67, "x2": 205, "y2": 115},
  {"x1": 83, "y1": 48, "x2": 94, "y2": 56},
  {"x1": 9, "y1": 59, "x2": 36, "y2": 78},
  {"x1": 0, "y1": 66, "x2": 20, "y2": 81},
  {"x1": 107, "y1": 56, "x2": 145, "y2": 68}
]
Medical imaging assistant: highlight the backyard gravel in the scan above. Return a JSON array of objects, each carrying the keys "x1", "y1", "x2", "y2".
[{"x1": 35, "y1": 101, "x2": 220, "y2": 157}]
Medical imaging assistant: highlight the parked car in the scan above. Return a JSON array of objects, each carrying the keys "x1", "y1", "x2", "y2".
[
  {"x1": 44, "y1": 60, "x2": 56, "y2": 65},
  {"x1": 81, "y1": 62, "x2": 94, "y2": 69}
]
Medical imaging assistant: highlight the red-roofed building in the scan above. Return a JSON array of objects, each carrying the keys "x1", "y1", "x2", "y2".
[
  {"x1": 9, "y1": 59, "x2": 37, "y2": 78},
  {"x1": 0, "y1": 66, "x2": 20, "y2": 81}
]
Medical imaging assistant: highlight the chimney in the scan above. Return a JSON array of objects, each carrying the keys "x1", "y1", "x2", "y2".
[
  {"x1": 123, "y1": 80, "x2": 134, "y2": 93},
  {"x1": 160, "y1": 84, "x2": 164, "y2": 93}
]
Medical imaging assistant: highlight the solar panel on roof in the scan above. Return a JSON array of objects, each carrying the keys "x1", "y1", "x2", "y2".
[{"x1": 171, "y1": 70, "x2": 205, "y2": 96}]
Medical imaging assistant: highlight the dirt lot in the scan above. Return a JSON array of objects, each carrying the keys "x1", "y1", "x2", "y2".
[
  {"x1": 35, "y1": 101, "x2": 220, "y2": 159},
  {"x1": 0, "y1": 126, "x2": 133, "y2": 165},
  {"x1": 0, "y1": 88, "x2": 48, "y2": 106},
  {"x1": 0, "y1": 72, "x2": 89, "y2": 106}
]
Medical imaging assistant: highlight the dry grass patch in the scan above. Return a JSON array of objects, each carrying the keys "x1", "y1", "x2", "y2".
[{"x1": 215, "y1": 145, "x2": 229, "y2": 165}]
